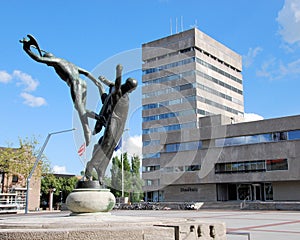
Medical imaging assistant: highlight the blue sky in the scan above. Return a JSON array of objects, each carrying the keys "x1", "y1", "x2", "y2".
[{"x1": 1, "y1": 0, "x2": 300, "y2": 175}]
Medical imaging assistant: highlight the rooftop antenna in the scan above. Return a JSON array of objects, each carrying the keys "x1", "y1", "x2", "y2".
[
  {"x1": 181, "y1": 16, "x2": 184, "y2": 32},
  {"x1": 176, "y1": 17, "x2": 178, "y2": 33},
  {"x1": 170, "y1": 18, "x2": 173, "y2": 35},
  {"x1": 190, "y1": 19, "x2": 198, "y2": 29}
]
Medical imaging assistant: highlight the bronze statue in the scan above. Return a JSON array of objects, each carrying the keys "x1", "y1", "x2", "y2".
[
  {"x1": 85, "y1": 65, "x2": 137, "y2": 184},
  {"x1": 20, "y1": 34, "x2": 105, "y2": 146},
  {"x1": 20, "y1": 35, "x2": 137, "y2": 185}
]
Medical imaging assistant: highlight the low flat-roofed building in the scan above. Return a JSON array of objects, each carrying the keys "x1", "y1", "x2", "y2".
[{"x1": 143, "y1": 114, "x2": 300, "y2": 202}]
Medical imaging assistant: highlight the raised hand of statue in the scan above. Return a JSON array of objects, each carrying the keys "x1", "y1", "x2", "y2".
[
  {"x1": 20, "y1": 34, "x2": 108, "y2": 147},
  {"x1": 20, "y1": 34, "x2": 43, "y2": 56}
]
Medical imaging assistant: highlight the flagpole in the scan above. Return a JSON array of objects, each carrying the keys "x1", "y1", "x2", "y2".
[
  {"x1": 121, "y1": 129, "x2": 129, "y2": 199},
  {"x1": 83, "y1": 145, "x2": 87, "y2": 178},
  {"x1": 77, "y1": 143, "x2": 86, "y2": 168},
  {"x1": 121, "y1": 139, "x2": 124, "y2": 198}
]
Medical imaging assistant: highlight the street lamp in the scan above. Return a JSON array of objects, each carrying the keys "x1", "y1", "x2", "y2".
[
  {"x1": 121, "y1": 128, "x2": 129, "y2": 198},
  {"x1": 25, "y1": 128, "x2": 76, "y2": 214}
]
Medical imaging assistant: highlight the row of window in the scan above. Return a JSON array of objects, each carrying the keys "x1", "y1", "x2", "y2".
[
  {"x1": 197, "y1": 96, "x2": 244, "y2": 116},
  {"x1": 143, "y1": 94, "x2": 243, "y2": 118},
  {"x1": 142, "y1": 121, "x2": 196, "y2": 135},
  {"x1": 145, "y1": 179, "x2": 159, "y2": 187},
  {"x1": 215, "y1": 159, "x2": 288, "y2": 174},
  {"x1": 197, "y1": 83, "x2": 243, "y2": 106},
  {"x1": 142, "y1": 165, "x2": 160, "y2": 172},
  {"x1": 144, "y1": 46, "x2": 240, "y2": 75},
  {"x1": 143, "y1": 109, "x2": 196, "y2": 122},
  {"x1": 143, "y1": 70, "x2": 194, "y2": 86},
  {"x1": 196, "y1": 70, "x2": 243, "y2": 95},
  {"x1": 142, "y1": 94, "x2": 195, "y2": 111},
  {"x1": 143, "y1": 83, "x2": 195, "y2": 100},
  {"x1": 143, "y1": 159, "x2": 287, "y2": 177},
  {"x1": 197, "y1": 109, "x2": 212, "y2": 116},
  {"x1": 144, "y1": 47, "x2": 194, "y2": 63},
  {"x1": 143, "y1": 130, "x2": 300, "y2": 158},
  {"x1": 142, "y1": 164, "x2": 201, "y2": 173},
  {"x1": 143, "y1": 56, "x2": 242, "y2": 88},
  {"x1": 214, "y1": 131, "x2": 300, "y2": 147},
  {"x1": 165, "y1": 141, "x2": 202, "y2": 152},
  {"x1": 143, "y1": 57, "x2": 195, "y2": 74},
  {"x1": 143, "y1": 139, "x2": 160, "y2": 147},
  {"x1": 194, "y1": 46, "x2": 241, "y2": 73},
  {"x1": 143, "y1": 94, "x2": 241, "y2": 128},
  {"x1": 144, "y1": 70, "x2": 243, "y2": 102},
  {"x1": 143, "y1": 152, "x2": 161, "y2": 159},
  {"x1": 196, "y1": 58, "x2": 242, "y2": 84}
]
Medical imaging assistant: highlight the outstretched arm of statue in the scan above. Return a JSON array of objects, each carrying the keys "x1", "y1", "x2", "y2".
[
  {"x1": 20, "y1": 35, "x2": 53, "y2": 65},
  {"x1": 114, "y1": 64, "x2": 122, "y2": 91},
  {"x1": 98, "y1": 75, "x2": 115, "y2": 87},
  {"x1": 22, "y1": 42, "x2": 43, "y2": 62},
  {"x1": 111, "y1": 64, "x2": 123, "y2": 103},
  {"x1": 78, "y1": 68, "x2": 105, "y2": 95}
]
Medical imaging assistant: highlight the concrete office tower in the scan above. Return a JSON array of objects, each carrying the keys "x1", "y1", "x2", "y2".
[{"x1": 142, "y1": 28, "x2": 244, "y2": 201}]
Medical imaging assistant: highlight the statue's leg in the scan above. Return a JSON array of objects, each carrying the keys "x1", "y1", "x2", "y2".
[
  {"x1": 79, "y1": 114, "x2": 91, "y2": 146},
  {"x1": 96, "y1": 116, "x2": 123, "y2": 179},
  {"x1": 72, "y1": 82, "x2": 91, "y2": 146},
  {"x1": 85, "y1": 142, "x2": 100, "y2": 179},
  {"x1": 85, "y1": 161, "x2": 94, "y2": 180}
]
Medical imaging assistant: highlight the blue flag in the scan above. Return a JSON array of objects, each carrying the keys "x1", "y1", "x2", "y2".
[{"x1": 114, "y1": 138, "x2": 122, "y2": 151}]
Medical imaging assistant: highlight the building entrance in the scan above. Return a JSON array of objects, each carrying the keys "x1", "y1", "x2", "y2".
[{"x1": 217, "y1": 183, "x2": 273, "y2": 201}]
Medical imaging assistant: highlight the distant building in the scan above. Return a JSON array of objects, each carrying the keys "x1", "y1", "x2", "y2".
[
  {"x1": 0, "y1": 147, "x2": 41, "y2": 211},
  {"x1": 142, "y1": 28, "x2": 300, "y2": 202},
  {"x1": 152, "y1": 114, "x2": 300, "y2": 202}
]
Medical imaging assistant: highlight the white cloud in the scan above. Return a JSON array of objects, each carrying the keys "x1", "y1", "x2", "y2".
[
  {"x1": 277, "y1": 0, "x2": 300, "y2": 44},
  {"x1": 0, "y1": 69, "x2": 47, "y2": 107},
  {"x1": 256, "y1": 57, "x2": 277, "y2": 79},
  {"x1": 52, "y1": 165, "x2": 68, "y2": 174},
  {"x1": 20, "y1": 92, "x2": 47, "y2": 107},
  {"x1": 243, "y1": 113, "x2": 264, "y2": 122},
  {"x1": 13, "y1": 70, "x2": 39, "y2": 92},
  {"x1": 111, "y1": 135, "x2": 143, "y2": 160},
  {"x1": 0, "y1": 70, "x2": 12, "y2": 83},
  {"x1": 257, "y1": 57, "x2": 300, "y2": 80},
  {"x1": 243, "y1": 47, "x2": 263, "y2": 68},
  {"x1": 124, "y1": 135, "x2": 142, "y2": 158}
]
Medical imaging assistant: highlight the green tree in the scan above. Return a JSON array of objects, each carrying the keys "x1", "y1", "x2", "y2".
[
  {"x1": 130, "y1": 155, "x2": 144, "y2": 202},
  {"x1": 110, "y1": 153, "x2": 143, "y2": 202},
  {"x1": 110, "y1": 153, "x2": 130, "y2": 197},
  {"x1": 40, "y1": 174, "x2": 78, "y2": 208},
  {"x1": 0, "y1": 136, "x2": 50, "y2": 191}
]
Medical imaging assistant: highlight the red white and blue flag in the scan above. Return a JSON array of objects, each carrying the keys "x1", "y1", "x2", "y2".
[
  {"x1": 77, "y1": 143, "x2": 86, "y2": 156},
  {"x1": 114, "y1": 138, "x2": 122, "y2": 151}
]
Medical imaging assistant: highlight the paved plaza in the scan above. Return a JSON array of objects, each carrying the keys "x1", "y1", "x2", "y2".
[
  {"x1": 113, "y1": 209, "x2": 300, "y2": 240},
  {"x1": 1, "y1": 209, "x2": 300, "y2": 239}
]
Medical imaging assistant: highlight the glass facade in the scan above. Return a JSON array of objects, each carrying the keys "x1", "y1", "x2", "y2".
[
  {"x1": 142, "y1": 122, "x2": 196, "y2": 135},
  {"x1": 165, "y1": 141, "x2": 202, "y2": 152},
  {"x1": 142, "y1": 95, "x2": 196, "y2": 111},
  {"x1": 142, "y1": 165, "x2": 160, "y2": 172},
  {"x1": 215, "y1": 159, "x2": 288, "y2": 174},
  {"x1": 215, "y1": 131, "x2": 294, "y2": 147},
  {"x1": 143, "y1": 164, "x2": 201, "y2": 173}
]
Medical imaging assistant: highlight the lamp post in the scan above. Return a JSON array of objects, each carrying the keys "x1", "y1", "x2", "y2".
[
  {"x1": 49, "y1": 187, "x2": 56, "y2": 211},
  {"x1": 25, "y1": 128, "x2": 75, "y2": 214},
  {"x1": 121, "y1": 128, "x2": 129, "y2": 198}
]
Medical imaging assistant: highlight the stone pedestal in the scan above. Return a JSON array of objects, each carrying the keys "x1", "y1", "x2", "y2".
[
  {"x1": 0, "y1": 213, "x2": 227, "y2": 240},
  {"x1": 66, "y1": 181, "x2": 115, "y2": 214}
]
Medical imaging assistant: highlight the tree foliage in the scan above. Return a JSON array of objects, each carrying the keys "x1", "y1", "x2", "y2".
[
  {"x1": 0, "y1": 136, "x2": 50, "y2": 180},
  {"x1": 110, "y1": 153, "x2": 143, "y2": 202},
  {"x1": 40, "y1": 174, "x2": 78, "y2": 206},
  {"x1": 130, "y1": 154, "x2": 144, "y2": 202}
]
